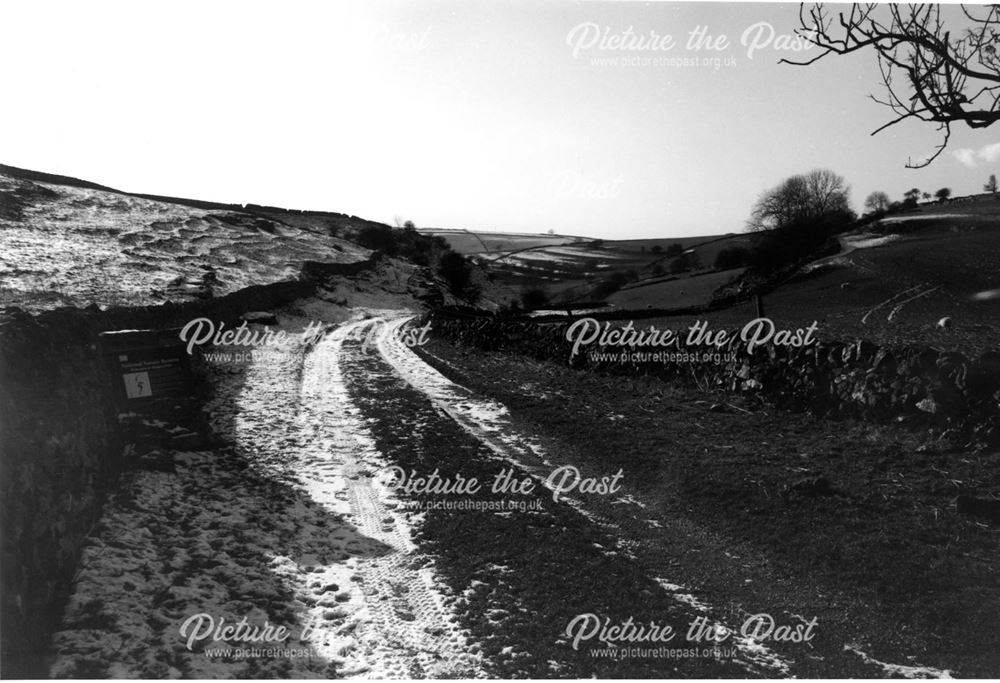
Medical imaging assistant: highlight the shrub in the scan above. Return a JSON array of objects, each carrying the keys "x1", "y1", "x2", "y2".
[
  {"x1": 592, "y1": 270, "x2": 631, "y2": 300},
  {"x1": 355, "y1": 223, "x2": 447, "y2": 266},
  {"x1": 714, "y1": 247, "x2": 750, "y2": 270},
  {"x1": 669, "y1": 255, "x2": 691, "y2": 275},
  {"x1": 438, "y1": 252, "x2": 479, "y2": 302},
  {"x1": 356, "y1": 224, "x2": 398, "y2": 254}
]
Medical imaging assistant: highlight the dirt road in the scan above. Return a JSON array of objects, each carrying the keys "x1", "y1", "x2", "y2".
[{"x1": 49, "y1": 306, "x2": 963, "y2": 678}]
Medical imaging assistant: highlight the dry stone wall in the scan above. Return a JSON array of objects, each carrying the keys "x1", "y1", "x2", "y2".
[
  {"x1": 0, "y1": 276, "x2": 323, "y2": 676},
  {"x1": 425, "y1": 313, "x2": 1000, "y2": 446}
]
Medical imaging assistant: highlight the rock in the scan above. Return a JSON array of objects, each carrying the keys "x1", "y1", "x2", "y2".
[{"x1": 916, "y1": 397, "x2": 939, "y2": 414}]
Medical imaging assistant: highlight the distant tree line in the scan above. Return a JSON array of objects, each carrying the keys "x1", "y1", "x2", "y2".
[{"x1": 862, "y1": 175, "x2": 1000, "y2": 218}]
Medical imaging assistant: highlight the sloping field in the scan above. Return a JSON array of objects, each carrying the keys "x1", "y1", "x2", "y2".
[
  {"x1": 637, "y1": 201, "x2": 1000, "y2": 356},
  {"x1": 606, "y1": 268, "x2": 743, "y2": 310},
  {"x1": 417, "y1": 229, "x2": 579, "y2": 255},
  {"x1": 424, "y1": 228, "x2": 754, "y2": 293},
  {"x1": 0, "y1": 171, "x2": 369, "y2": 312}
]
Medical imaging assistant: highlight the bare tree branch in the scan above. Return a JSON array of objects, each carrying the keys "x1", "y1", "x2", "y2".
[{"x1": 780, "y1": 3, "x2": 1000, "y2": 166}]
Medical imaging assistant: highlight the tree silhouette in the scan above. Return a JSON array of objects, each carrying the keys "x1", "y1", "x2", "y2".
[
  {"x1": 748, "y1": 169, "x2": 852, "y2": 231},
  {"x1": 864, "y1": 190, "x2": 891, "y2": 214}
]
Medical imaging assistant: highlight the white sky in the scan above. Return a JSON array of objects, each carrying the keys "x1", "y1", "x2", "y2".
[{"x1": 1, "y1": 1, "x2": 997, "y2": 239}]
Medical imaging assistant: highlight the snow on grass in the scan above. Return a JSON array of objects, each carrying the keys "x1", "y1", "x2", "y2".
[
  {"x1": 878, "y1": 213, "x2": 968, "y2": 224},
  {"x1": 653, "y1": 578, "x2": 791, "y2": 676},
  {"x1": 842, "y1": 233, "x2": 900, "y2": 250},
  {"x1": 0, "y1": 174, "x2": 366, "y2": 311},
  {"x1": 844, "y1": 644, "x2": 953, "y2": 679}
]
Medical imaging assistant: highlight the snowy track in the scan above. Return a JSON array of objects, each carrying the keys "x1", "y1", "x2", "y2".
[{"x1": 291, "y1": 319, "x2": 480, "y2": 678}]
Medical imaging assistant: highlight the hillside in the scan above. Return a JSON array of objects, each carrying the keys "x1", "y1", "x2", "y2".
[
  {"x1": 0, "y1": 166, "x2": 377, "y2": 312},
  {"x1": 423, "y1": 226, "x2": 754, "y2": 305},
  {"x1": 0, "y1": 165, "x2": 517, "y2": 313},
  {"x1": 630, "y1": 197, "x2": 1000, "y2": 354},
  {"x1": 419, "y1": 196, "x2": 1000, "y2": 355}
]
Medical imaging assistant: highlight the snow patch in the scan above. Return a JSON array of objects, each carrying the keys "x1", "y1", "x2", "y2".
[{"x1": 845, "y1": 644, "x2": 952, "y2": 679}]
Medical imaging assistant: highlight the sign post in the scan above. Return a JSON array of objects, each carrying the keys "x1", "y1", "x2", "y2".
[{"x1": 98, "y1": 328, "x2": 194, "y2": 411}]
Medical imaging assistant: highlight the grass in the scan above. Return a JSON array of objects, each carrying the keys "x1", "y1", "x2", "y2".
[{"x1": 414, "y1": 336, "x2": 1000, "y2": 677}]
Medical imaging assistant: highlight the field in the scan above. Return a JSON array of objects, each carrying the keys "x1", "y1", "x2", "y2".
[
  {"x1": 637, "y1": 203, "x2": 1000, "y2": 356},
  {"x1": 422, "y1": 227, "x2": 754, "y2": 305},
  {"x1": 437, "y1": 196, "x2": 1000, "y2": 356},
  {"x1": 606, "y1": 268, "x2": 743, "y2": 310}
]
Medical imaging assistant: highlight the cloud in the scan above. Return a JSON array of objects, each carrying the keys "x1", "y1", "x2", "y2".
[
  {"x1": 952, "y1": 148, "x2": 977, "y2": 167},
  {"x1": 951, "y1": 141, "x2": 1000, "y2": 168},
  {"x1": 979, "y1": 142, "x2": 1000, "y2": 164}
]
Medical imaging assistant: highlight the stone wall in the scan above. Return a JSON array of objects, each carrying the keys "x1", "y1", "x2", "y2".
[
  {"x1": 0, "y1": 277, "x2": 319, "y2": 677},
  {"x1": 300, "y1": 251, "x2": 382, "y2": 280},
  {"x1": 425, "y1": 313, "x2": 1000, "y2": 446}
]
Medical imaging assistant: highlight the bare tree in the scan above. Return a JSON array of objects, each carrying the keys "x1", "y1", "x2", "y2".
[
  {"x1": 784, "y1": 4, "x2": 1000, "y2": 167},
  {"x1": 903, "y1": 187, "x2": 923, "y2": 208},
  {"x1": 987, "y1": 173, "x2": 999, "y2": 192},
  {"x1": 864, "y1": 190, "x2": 891, "y2": 213},
  {"x1": 748, "y1": 169, "x2": 852, "y2": 231}
]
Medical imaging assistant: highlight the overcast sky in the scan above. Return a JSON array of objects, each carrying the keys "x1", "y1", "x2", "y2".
[{"x1": 1, "y1": 1, "x2": 997, "y2": 239}]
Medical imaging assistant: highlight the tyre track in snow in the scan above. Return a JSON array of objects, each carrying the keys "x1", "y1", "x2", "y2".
[{"x1": 291, "y1": 318, "x2": 483, "y2": 678}]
